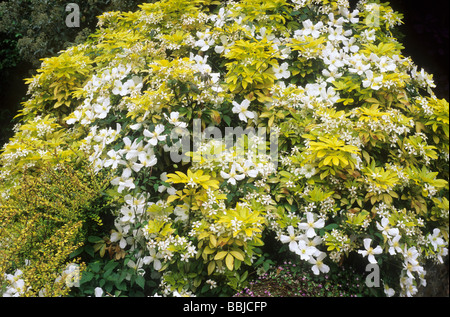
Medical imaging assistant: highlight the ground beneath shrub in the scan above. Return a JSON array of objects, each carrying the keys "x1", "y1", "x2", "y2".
[{"x1": 235, "y1": 257, "x2": 449, "y2": 297}]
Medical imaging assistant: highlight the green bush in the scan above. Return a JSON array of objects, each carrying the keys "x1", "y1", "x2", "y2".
[
  {"x1": 1, "y1": 0, "x2": 448, "y2": 297},
  {"x1": 0, "y1": 0, "x2": 148, "y2": 68}
]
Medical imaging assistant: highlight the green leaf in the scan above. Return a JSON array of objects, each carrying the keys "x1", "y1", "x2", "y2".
[
  {"x1": 136, "y1": 275, "x2": 146, "y2": 290},
  {"x1": 324, "y1": 223, "x2": 339, "y2": 230},
  {"x1": 104, "y1": 260, "x2": 119, "y2": 272}
]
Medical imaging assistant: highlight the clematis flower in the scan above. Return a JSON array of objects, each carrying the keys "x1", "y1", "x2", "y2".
[
  {"x1": 280, "y1": 225, "x2": 302, "y2": 253},
  {"x1": 273, "y1": 62, "x2": 291, "y2": 79},
  {"x1": 138, "y1": 153, "x2": 157, "y2": 168},
  {"x1": 220, "y1": 163, "x2": 245, "y2": 185},
  {"x1": 388, "y1": 234, "x2": 402, "y2": 255},
  {"x1": 104, "y1": 149, "x2": 125, "y2": 169},
  {"x1": 428, "y1": 228, "x2": 445, "y2": 251},
  {"x1": 298, "y1": 212, "x2": 325, "y2": 238},
  {"x1": 123, "y1": 76, "x2": 143, "y2": 94},
  {"x1": 112, "y1": 79, "x2": 128, "y2": 96},
  {"x1": 122, "y1": 137, "x2": 145, "y2": 161},
  {"x1": 232, "y1": 99, "x2": 255, "y2": 123},
  {"x1": 144, "y1": 248, "x2": 162, "y2": 271},
  {"x1": 296, "y1": 239, "x2": 316, "y2": 260},
  {"x1": 66, "y1": 109, "x2": 83, "y2": 125},
  {"x1": 111, "y1": 169, "x2": 136, "y2": 193},
  {"x1": 93, "y1": 96, "x2": 111, "y2": 119},
  {"x1": 240, "y1": 160, "x2": 258, "y2": 178},
  {"x1": 384, "y1": 283, "x2": 395, "y2": 297},
  {"x1": 402, "y1": 246, "x2": 419, "y2": 265},
  {"x1": 195, "y1": 29, "x2": 214, "y2": 51},
  {"x1": 362, "y1": 70, "x2": 383, "y2": 90},
  {"x1": 301, "y1": 19, "x2": 323, "y2": 38},
  {"x1": 144, "y1": 124, "x2": 166, "y2": 146},
  {"x1": 309, "y1": 252, "x2": 330, "y2": 275},
  {"x1": 376, "y1": 217, "x2": 399, "y2": 237},
  {"x1": 110, "y1": 222, "x2": 129, "y2": 249},
  {"x1": 166, "y1": 112, "x2": 188, "y2": 128},
  {"x1": 358, "y1": 238, "x2": 382, "y2": 264}
]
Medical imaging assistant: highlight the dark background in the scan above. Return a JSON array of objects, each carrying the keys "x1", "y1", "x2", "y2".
[
  {"x1": 389, "y1": 0, "x2": 449, "y2": 100},
  {"x1": 0, "y1": 0, "x2": 449, "y2": 147}
]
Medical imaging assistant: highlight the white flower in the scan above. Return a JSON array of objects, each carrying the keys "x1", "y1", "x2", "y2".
[
  {"x1": 123, "y1": 76, "x2": 143, "y2": 94},
  {"x1": 111, "y1": 170, "x2": 136, "y2": 193},
  {"x1": 362, "y1": 70, "x2": 383, "y2": 90},
  {"x1": 348, "y1": 60, "x2": 370, "y2": 75},
  {"x1": 104, "y1": 149, "x2": 125, "y2": 169},
  {"x1": 121, "y1": 137, "x2": 142, "y2": 160},
  {"x1": 220, "y1": 163, "x2": 245, "y2": 185},
  {"x1": 94, "y1": 287, "x2": 104, "y2": 297},
  {"x1": 174, "y1": 205, "x2": 189, "y2": 223},
  {"x1": 232, "y1": 99, "x2": 255, "y2": 122},
  {"x1": 383, "y1": 283, "x2": 395, "y2": 297},
  {"x1": 302, "y1": 19, "x2": 323, "y2": 38},
  {"x1": 119, "y1": 205, "x2": 135, "y2": 223},
  {"x1": 358, "y1": 238, "x2": 382, "y2": 264},
  {"x1": 112, "y1": 79, "x2": 128, "y2": 96},
  {"x1": 309, "y1": 252, "x2": 330, "y2": 275},
  {"x1": 66, "y1": 109, "x2": 83, "y2": 125},
  {"x1": 296, "y1": 239, "x2": 315, "y2": 260},
  {"x1": 110, "y1": 223, "x2": 129, "y2": 249},
  {"x1": 166, "y1": 112, "x2": 188, "y2": 128},
  {"x1": 376, "y1": 217, "x2": 399, "y2": 237},
  {"x1": 428, "y1": 228, "x2": 445, "y2": 251},
  {"x1": 144, "y1": 124, "x2": 166, "y2": 146},
  {"x1": 195, "y1": 29, "x2": 214, "y2": 51},
  {"x1": 273, "y1": 62, "x2": 290, "y2": 79},
  {"x1": 388, "y1": 234, "x2": 402, "y2": 255},
  {"x1": 298, "y1": 212, "x2": 325, "y2": 238},
  {"x1": 377, "y1": 56, "x2": 396, "y2": 73},
  {"x1": 300, "y1": 164, "x2": 316, "y2": 178},
  {"x1": 306, "y1": 236, "x2": 323, "y2": 256},
  {"x1": 144, "y1": 248, "x2": 162, "y2": 271},
  {"x1": 402, "y1": 245, "x2": 419, "y2": 265},
  {"x1": 280, "y1": 225, "x2": 301, "y2": 253},
  {"x1": 240, "y1": 160, "x2": 258, "y2": 178},
  {"x1": 138, "y1": 153, "x2": 157, "y2": 168},
  {"x1": 93, "y1": 96, "x2": 111, "y2": 119}
]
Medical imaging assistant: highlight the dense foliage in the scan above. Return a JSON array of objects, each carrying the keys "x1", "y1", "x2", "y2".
[
  {"x1": 0, "y1": 0, "x2": 147, "y2": 68},
  {"x1": 1, "y1": 0, "x2": 448, "y2": 297}
]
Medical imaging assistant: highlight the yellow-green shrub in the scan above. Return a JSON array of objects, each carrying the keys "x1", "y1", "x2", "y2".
[
  {"x1": 0, "y1": 161, "x2": 110, "y2": 296},
  {"x1": 0, "y1": 0, "x2": 448, "y2": 297}
]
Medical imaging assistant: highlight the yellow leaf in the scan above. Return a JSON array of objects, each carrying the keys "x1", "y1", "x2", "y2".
[
  {"x1": 230, "y1": 250, "x2": 244, "y2": 261},
  {"x1": 214, "y1": 251, "x2": 227, "y2": 260},
  {"x1": 225, "y1": 253, "x2": 234, "y2": 271},
  {"x1": 332, "y1": 156, "x2": 339, "y2": 166},
  {"x1": 203, "y1": 246, "x2": 215, "y2": 255},
  {"x1": 166, "y1": 195, "x2": 179, "y2": 203},
  {"x1": 198, "y1": 232, "x2": 209, "y2": 240},
  {"x1": 317, "y1": 150, "x2": 327, "y2": 158},
  {"x1": 210, "y1": 235, "x2": 217, "y2": 248},
  {"x1": 207, "y1": 261, "x2": 215, "y2": 275}
]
